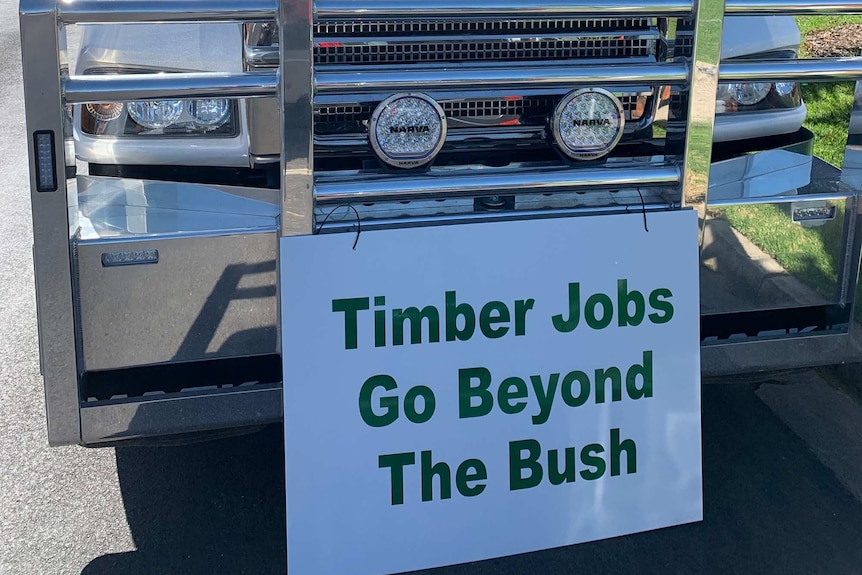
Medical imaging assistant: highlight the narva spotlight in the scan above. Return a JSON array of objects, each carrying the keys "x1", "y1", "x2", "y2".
[
  {"x1": 368, "y1": 93, "x2": 447, "y2": 169},
  {"x1": 552, "y1": 88, "x2": 625, "y2": 161}
]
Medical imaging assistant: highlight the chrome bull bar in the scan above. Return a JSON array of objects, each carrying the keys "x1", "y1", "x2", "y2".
[{"x1": 19, "y1": 0, "x2": 862, "y2": 444}]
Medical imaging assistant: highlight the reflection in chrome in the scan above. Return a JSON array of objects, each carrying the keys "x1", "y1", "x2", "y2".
[
  {"x1": 279, "y1": 0, "x2": 315, "y2": 236},
  {"x1": 681, "y1": 0, "x2": 724, "y2": 209}
]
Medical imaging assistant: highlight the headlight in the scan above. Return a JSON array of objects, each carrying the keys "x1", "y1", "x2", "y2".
[
  {"x1": 81, "y1": 98, "x2": 238, "y2": 137},
  {"x1": 718, "y1": 83, "x2": 771, "y2": 106},
  {"x1": 188, "y1": 99, "x2": 230, "y2": 128},
  {"x1": 127, "y1": 100, "x2": 184, "y2": 129},
  {"x1": 715, "y1": 82, "x2": 801, "y2": 114}
]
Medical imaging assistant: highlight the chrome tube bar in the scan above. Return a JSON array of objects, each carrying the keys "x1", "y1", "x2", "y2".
[
  {"x1": 315, "y1": 0, "x2": 693, "y2": 18},
  {"x1": 63, "y1": 72, "x2": 277, "y2": 104},
  {"x1": 318, "y1": 203, "x2": 674, "y2": 233},
  {"x1": 725, "y1": 0, "x2": 862, "y2": 15},
  {"x1": 720, "y1": 58, "x2": 862, "y2": 83},
  {"x1": 316, "y1": 63, "x2": 689, "y2": 95},
  {"x1": 57, "y1": 0, "x2": 276, "y2": 24},
  {"x1": 315, "y1": 165, "x2": 680, "y2": 205}
]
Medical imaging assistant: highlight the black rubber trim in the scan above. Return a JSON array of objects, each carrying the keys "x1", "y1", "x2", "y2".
[{"x1": 701, "y1": 304, "x2": 851, "y2": 341}]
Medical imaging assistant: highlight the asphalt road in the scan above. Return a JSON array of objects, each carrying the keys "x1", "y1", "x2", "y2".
[{"x1": 2, "y1": 3, "x2": 862, "y2": 574}]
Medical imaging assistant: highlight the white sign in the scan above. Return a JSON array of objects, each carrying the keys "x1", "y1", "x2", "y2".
[{"x1": 281, "y1": 210, "x2": 702, "y2": 575}]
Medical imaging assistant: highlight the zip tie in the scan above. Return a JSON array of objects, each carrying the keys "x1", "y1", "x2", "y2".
[{"x1": 315, "y1": 204, "x2": 362, "y2": 250}]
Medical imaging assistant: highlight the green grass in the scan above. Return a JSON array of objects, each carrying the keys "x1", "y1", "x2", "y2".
[
  {"x1": 801, "y1": 82, "x2": 855, "y2": 167},
  {"x1": 717, "y1": 17, "x2": 859, "y2": 317},
  {"x1": 795, "y1": 15, "x2": 862, "y2": 39},
  {"x1": 720, "y1": 202, "x2": 845, "y2": 302}
]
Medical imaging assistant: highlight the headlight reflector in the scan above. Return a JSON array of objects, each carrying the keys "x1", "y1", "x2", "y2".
[
  {"x1": 369, "y1": 93, "x2": 446, "y2": 169},
  {"x1": 85, "y1": 103, "x2": 124, "y2": 121},
  {"x1": 127, "y1": 100, "x2": 184, "y2": 129}
]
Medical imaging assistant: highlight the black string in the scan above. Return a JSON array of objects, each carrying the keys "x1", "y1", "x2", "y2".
[
  {"x1": 315, "y1": 204, "x2": 362, "y2": 250},
  {"x1": 635, "y1": 189, "x2": 649, "y2": 233}
]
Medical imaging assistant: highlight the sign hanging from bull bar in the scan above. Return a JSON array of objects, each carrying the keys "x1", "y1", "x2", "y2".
[{"x1": 280, "y1": 210, "x2": 703, "y2": 575}]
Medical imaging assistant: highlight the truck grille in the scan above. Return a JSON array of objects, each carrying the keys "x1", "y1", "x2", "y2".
[
  {"x1": 315, "y1": 36, "x2": 654, "y2": 65},
  {"x1": 245, "y1": 17, "x2": 662, "y2": 164},
  {"x1": 314, "y1": 18, "x2": 652, "y2": 36},
  {"x1": 250, "y1": 18, "x2": 658, "y2": 68},
  {"x1": 311, "y1": 19, "x2": 656, "y2": 65}
]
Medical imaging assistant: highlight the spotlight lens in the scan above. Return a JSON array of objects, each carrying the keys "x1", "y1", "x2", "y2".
[
  {"x1": 369, "y1": 94, "x2": 446, "y2": 169},
  {"x1": 552, "y1": 88, "x2": 625, "y2": 161}
]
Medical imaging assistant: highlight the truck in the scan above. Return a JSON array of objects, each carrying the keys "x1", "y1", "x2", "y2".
[{"x1": 19, "y1": 0, "x2": 862, "y2": 447}]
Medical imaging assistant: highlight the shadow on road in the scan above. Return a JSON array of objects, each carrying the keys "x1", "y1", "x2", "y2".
[
  {"x1": 81, "y1": 425, "x2": 287, "y2": 575},
  {"x1": 82, "y1": 384, "x2": 862, "y2": 575}
]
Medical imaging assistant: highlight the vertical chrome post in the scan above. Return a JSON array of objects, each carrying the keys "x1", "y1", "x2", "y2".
[
  {"x1": 681, "y1": 0, "x2": 725, "y2": 210},
  {"x1": 19, "y1": 0, "x2": 81, "y2": 445},
  {"x1": 837, "y1": 81, "x2": 862, "y2": 316},
  {"x1": 278, "y1": 0, "x2": 314, "y2": 236}
]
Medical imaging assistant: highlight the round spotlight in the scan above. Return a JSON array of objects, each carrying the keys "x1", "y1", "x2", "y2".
[
  {"x1": 552, "y1": 88, "x2": 625, "y2": 161},
  {"x1": 369, "y1": 93, "x2": 447, "y2": 169}
]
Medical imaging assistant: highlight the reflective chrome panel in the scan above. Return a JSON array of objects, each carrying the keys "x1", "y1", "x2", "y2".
[
  {"x1": 701, "y1": 158, "x2": 858, "y2": 319},
  {"x1": 75, "y1": 231, "x2": 277, "y2": 371},
  {"x1": 708, "y1": 129, "x2": 814, "y2": 205},
  {"x1": 73, "y1": 176, "x2": 278, "y2": 371},
  {"x1": 75, "y1": 176, "x2": 278, "y2": 239}
]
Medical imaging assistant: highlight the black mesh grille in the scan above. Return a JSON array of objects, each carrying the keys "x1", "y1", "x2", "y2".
[
  {"x1": 315, "y1": 37, "x2": 653, "y2": 65},
  {"x1": 313, "y1": 18, "x2": 653, "y2": 37}
]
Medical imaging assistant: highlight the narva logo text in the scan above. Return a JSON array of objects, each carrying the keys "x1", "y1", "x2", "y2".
[
  {"x1": 572, "y1": 118, "x2": 612, "y2": 127},
  {"x1": 389, "y1": 125, "x2": 431, "y2": 134}
]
